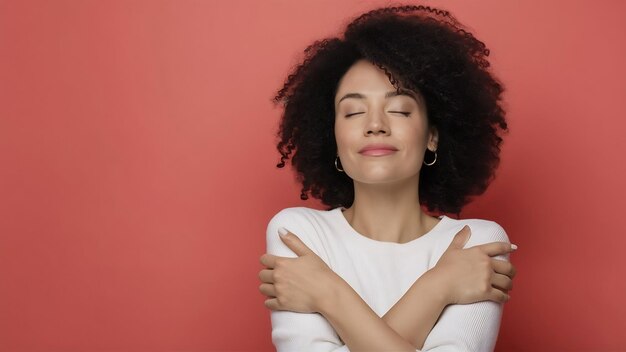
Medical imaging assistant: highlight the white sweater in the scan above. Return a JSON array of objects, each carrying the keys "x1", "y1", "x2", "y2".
[{"x1": 266, "y1": 207, "x2": 511, "y2": 352}]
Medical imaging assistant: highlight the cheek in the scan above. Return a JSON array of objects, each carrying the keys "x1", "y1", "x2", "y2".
[
  {"x1": 334, "y1": 120, "x2": 354, "y2": 149},
  {"x1": 397, "y1": 123, "x2": 429, "y2": 148}
]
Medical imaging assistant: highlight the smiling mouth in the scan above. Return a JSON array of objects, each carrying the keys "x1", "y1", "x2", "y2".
[
  {"x1": 359, "y1": 149, "x2": 398, "y2": 156},
  {"x1": 359, "y1": 145, "x2": 398, "y2": 156}
]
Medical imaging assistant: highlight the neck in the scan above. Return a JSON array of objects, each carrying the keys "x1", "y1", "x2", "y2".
[{"x1": 342, "y1": 176, "x2": 439, "y2": 243}]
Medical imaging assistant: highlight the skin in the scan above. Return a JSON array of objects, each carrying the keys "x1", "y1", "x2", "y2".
[
  {"x1": 334, "y1": 60, "x2": 439, "y2": 244},
  {"x1": 259, "y1": 60, "x2": 517, "y2": 351}
]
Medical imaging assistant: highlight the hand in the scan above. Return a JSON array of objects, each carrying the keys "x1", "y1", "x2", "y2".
[
  {"x1": 258, "y1": 228, "x2": 337, "y2": 313},
  {"x1": 427, "y1": 225, "x2": 517, "y2": 305}
]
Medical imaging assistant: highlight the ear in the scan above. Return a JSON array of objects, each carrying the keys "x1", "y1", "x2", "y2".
[{"x1": 428, "y1": 126, "x2": 439, "y2": 150}]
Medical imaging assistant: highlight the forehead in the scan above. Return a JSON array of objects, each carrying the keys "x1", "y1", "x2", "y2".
[
  {"x1": 334, "y1": 60, "x2": 423, "y2": 106},
  {"x1": 335, "y1": 60, "x2": 395, "y2": 95}
]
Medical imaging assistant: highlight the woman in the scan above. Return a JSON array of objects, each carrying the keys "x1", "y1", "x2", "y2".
[{"x1": 258, "y1": 5, "x2": 517, "y2": 351}]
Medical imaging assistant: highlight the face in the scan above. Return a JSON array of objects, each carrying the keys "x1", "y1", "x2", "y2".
[{"x1": 334, "y1": 60, "x2": 438, "y2": 185}]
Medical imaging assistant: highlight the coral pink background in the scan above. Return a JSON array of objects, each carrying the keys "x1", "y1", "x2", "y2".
[{"x1": 1, "y1": 0, "x2": 625, "y2": 351}]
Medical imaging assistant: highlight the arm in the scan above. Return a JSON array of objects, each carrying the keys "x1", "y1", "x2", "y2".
[
  {"x1": 264, "y1": 210, "x2": 346, "y2": 351},
  {"x1": 420, "y1": 222, "x2": 513, "y2": 351},
  {"x1": 316, "y1": 224, "x2": 515, "y2": 351},
  {"x1": 318, "y1": 272, "x2": 435, "y2": 352},
  {"x1": 263, "y1": 211, "x2": 514, "y2": 351},
  {"x1": 381, "y1": 224, "x2": 514, "y2": 350},
  {"x1": 265, "y1": 209, "x2": 416, "y2": 351},
  {"x1": 381, "y1": 268, "x2": 449, "y2": 349}
]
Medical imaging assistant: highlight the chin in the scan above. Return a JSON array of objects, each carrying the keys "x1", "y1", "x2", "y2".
[
  {"x1": 348, "y1": 169, "x2": 419, "y2": 186},
  {"x1": 351, "y1": 174, "x2": 410, "y2": 185}
]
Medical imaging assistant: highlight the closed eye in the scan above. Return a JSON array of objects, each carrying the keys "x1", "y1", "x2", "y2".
[
  {"x1": 389, "y1": 111, "x2": 411, "y2": 116},
  {"x1": 345, "y1": 112, "x2": 365, "y2": 117}
]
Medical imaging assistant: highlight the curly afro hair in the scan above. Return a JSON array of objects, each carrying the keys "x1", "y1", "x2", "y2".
[{"x1": 273, "y1": 4, "x2": 508, "y2": 215}]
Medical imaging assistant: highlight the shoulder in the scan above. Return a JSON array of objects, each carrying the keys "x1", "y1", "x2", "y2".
[
  {"x1": 267, "y1": 206, "x2": 328, "y2": 226},
  {"x1": 443, "y1": 217, "x2": 510, "y2": 261},
  {"x1": 265, "y1": 207, "x2": 334, "y2": 258},
  {"x1": 440, "y1": 216, "x2": 510, "y2": 247},
  {"x1": 266, "y1": 207, "x2": 333, "y2": 237}
]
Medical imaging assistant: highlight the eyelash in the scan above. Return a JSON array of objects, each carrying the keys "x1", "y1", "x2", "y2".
[{"x1": 345, "y1": 111, "x2": 410, "y2": 117}]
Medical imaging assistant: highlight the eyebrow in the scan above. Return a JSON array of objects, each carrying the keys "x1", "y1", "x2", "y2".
[{"x1": 337, "y1": 89, "x2": 419, "y2": 104}]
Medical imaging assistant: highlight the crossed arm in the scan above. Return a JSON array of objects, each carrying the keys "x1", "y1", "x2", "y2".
[{"x1": 259, "y1": 220, "x2": 516, "y2": 351}]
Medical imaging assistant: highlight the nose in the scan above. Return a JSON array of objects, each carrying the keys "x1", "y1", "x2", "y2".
[{"x1": 364, "y1": 109, "x2": 389, "y2": 136}]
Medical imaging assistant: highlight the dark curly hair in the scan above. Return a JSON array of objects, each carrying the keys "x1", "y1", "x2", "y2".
[{"x1": 273, "y1": 4, "x2": 508, "y2": 215}]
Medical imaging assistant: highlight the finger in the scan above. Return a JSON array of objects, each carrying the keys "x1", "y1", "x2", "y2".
[
  {"x1": 279, "y1": 227, "x2": 314, "y2": 256},
  {"x1": 492, "y1": 259, "x2": 516, "y2": 278},
  {"x1": 491, "y1": 272, "x2": 513, "y2": 291},
  {"x1": 259, "y1": 283, "x2": 277, "y2": 297},
  {"x1": 264, "y1": 297, "x2": 282, "y2": 311},
  {"x1": 258, "y1": 269, "x2": 274, "y2": 283},
  {"x1": 448, "y1": 225, "x2": 471, "y2": 249},
  {"x1": 260, "y1": 253, "x2": 278, "y2": 268},
  {"x1": 476, "y1": 241, "x2": 516, "y2": 257},
  {"x1": 487, "y1": 288, "x2": 511, "y2": 303}
]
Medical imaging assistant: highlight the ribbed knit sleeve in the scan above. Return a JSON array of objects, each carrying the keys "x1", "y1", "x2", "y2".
[
  {"x1": 419, "y1": 221, "x2": 510, "y2": 351},
  {"x1": 266, "y1": 208, "x2": 350, "y2": 352}
]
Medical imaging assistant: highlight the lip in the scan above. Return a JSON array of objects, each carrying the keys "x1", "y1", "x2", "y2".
[{"x1": 358, "y1": 144, "x2": 398, "y2": 156}]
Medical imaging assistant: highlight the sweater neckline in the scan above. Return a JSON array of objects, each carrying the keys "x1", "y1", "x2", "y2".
[{"x1": 331, "y1": 207, "x2": 448, "y2": 248}]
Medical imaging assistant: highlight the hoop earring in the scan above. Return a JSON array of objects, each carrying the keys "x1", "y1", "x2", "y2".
[
  {"x1": 423, "y1": 149, "x2": 437, "y2": 166},
  {"x1": 335, "y1": 156, "x2": 344, "y2": 172}
]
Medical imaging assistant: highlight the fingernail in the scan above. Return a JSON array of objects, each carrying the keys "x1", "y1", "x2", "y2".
[
  {"x1": 511, "y1": 244, "x2": 518, "y2": 251},
  {"x1": 278, "y1": 227, "x2": 288, "y2": 238}
]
